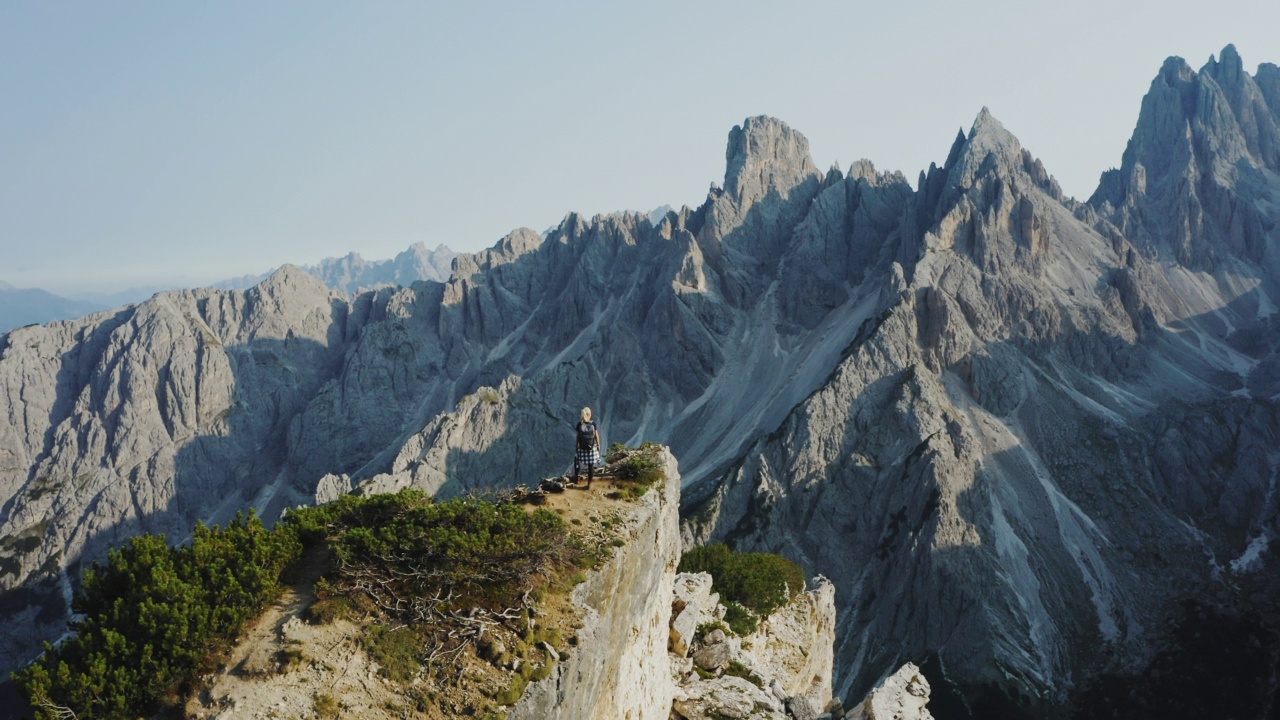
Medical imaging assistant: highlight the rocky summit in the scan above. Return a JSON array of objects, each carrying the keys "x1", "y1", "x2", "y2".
[{"x1": 3, "y1": 46, "x2": 1280, "y2": 715}]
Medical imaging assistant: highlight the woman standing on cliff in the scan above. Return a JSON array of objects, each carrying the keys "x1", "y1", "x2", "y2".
[{"x1": 574, "y1": 407, "x2": 602, "y2": 489}]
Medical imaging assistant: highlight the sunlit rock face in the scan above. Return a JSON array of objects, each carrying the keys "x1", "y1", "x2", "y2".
[
  {"x1": 3, "y1": 48, "x2": 1280, "y2": 712},
  {"x1": 683, "y1": 47, "x2": 1280, "y2": 705}
]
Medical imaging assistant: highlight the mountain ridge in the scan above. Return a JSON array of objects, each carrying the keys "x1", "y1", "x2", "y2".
[{"x1": 3, "y1": 45, "x2": 1280, "y2": 715}]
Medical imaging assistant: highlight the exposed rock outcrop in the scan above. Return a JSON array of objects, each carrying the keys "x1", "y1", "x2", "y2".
[
  {"x1": 509, "y1": 451, "x2": 682, "y2": 720},
  {"x1": 846, "y1": 663, "x2": 934, "y2": 720},
  {"x1": 668, "y1": 572, "x2": 835, "y2": 720}
]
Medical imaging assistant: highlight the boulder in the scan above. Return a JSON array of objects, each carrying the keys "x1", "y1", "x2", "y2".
[
  {"x1": 845, "y1": 663, "x2": 934, "y2": 720},
  {"x1": 672, "y1": 676, "x2": 787, "y2": 720}
]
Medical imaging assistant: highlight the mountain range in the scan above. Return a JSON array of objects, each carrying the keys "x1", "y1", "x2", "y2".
[
  {"x1": 0, "y1": 283, "x2": 107, "y2": 335},
  {"x1": 2, "y1": 45, "x2": 1279, "y2": 715},
  {"x1": 0, "y1": 244, "x2": 457, "y2": 335},
  {"x1": 213, "y1": 241, "x2": 457, "y2": 294}
]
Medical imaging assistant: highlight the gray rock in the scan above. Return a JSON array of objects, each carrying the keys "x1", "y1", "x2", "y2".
[
  {"x1": 845, "y1": 663, "x2": 934, "y2": 720},
  {"x1": 669, "y1": 572, "x2": 718, "y2": 657},
  {"x1": 786, "y1": 695, "x2": 819, "y2": 720},
  {"x1": 693, "y1": 640, "x2": 731, "y2": 672},
  {"x1": 673, "y1": 676, "x2": 787, "y2": 720},
  {"x1": 539, "y1": 641, "x2": 560, "y2": 663}
]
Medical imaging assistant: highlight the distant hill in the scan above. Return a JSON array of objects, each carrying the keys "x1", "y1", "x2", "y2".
[
  {"x1": 0, "y1": 285, "x2": 106, "y2": 334},
  {"x1": 0, "y1": 244, "x2": 456, "y2": 334}
]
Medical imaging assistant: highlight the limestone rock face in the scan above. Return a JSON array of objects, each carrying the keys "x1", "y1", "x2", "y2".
[
  {"x1": 679, "y1": 48, "x2": 1280, "y2": 705},
  {"x1": 508, "y1": 450, "x2": 681, "y2": 720},
  {"x1": 672, "y1": 676, "x2": 787, "y2": 720},
  {"x1": 739, "y1": 576, "x2": 836, "y2": 709},
  {"x1": 669, "y1": 572, "x2": 719, "y2": 657},
  {"x1": 1088, "y1": 45, "x2": 1280, "y2": 268},
  {"x1": 668, "y1": 574, "x2": 835, "y2": 720},
  {"x1": 846, "y1": 663, "x2": 934, "y2": 720}
]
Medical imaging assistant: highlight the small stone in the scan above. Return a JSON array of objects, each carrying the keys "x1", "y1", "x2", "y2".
[
  {"x1": 693, "y1": 641, "x2": 731, "y2": 671},
  {"x1": 786, "y1": 695, "x2": 819, "y2": 720}
]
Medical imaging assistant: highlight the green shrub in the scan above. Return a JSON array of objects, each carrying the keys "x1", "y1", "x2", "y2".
[
  {"x1": 364, "y1": 624, "x2": 423, "y2": 682},
  {"x1": 606, "y1": 442, "x2": 629, "y2": 464},
  {"x1": 314, "y1": 693, "x2": 340, "y2": 719},
  {"x1": 14, "y1": 511, "x2": 301, "y2": 720},
  {"x1": 13, "y1": 488, "x2": 586, "y2": 719},
  {"x1": 494, "y1": 673, "x2": 528, "y2": 705},
  {"x1": 723, "y1": 601, "x2": 758, "y2": 636},
  {"x1": 678, "y1": 543, "x2": 805, "y2": 618},
  {"x1": 297, "y1": 489, "x2": 577, "y2": 613},
  {"x1": 724, "y1": 660, "x2": 764, "y2": 688},
  {"x1": 306, "y1": 596, "x2": 353, "y2": 625},
  {"x1": 696, "y1": 620, "x2": 729, "y2": 639},
  {"x1": 615, "y1": 451, "x2": 664, "y2": 485}
]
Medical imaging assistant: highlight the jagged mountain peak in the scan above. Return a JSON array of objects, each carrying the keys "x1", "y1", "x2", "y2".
[
  {"x1": 1203, "y1": 43, "x2": 1245, "y2": 83},
  {"x1": 959, "y1": 107, "x2": 1022, "y2": 171},
  {"x1": 1257, "y1": 62, "x2": 1280, "y2": 115},
  {"x1": 723, "y1": 115, "x2": 820, "y2": 207},
  {"x1": 943, "y1": 128, "x2": 968, "y2": 170},
  {"x1": 1089, "y1": 44, "x2": 1280, "y2": 267},
  {"x1": 259, "y1": 263, "x2": 332, "y2": 294},
  {"x1": 918, "y1": 107, "x2": 1062, "y2": 211},
  {"x1": 1157, "y1": 54, "x2": 1196, "y2": 87}
]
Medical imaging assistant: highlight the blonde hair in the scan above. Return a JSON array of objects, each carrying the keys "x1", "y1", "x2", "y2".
[{"x1": 581, "y1": 407, "x2": 593, "y2": 422}]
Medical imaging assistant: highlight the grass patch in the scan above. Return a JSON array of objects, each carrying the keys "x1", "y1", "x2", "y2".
[
  {"x1": 724, "y1": 660, "x2": 764, "y2": 688},
  {"x1": 493, "y1": 673, "x2": 528, "y2": 705},
  {"x1": 277, "y1": 646, "x2": 306, "y2": 674},
  {"x1": 314, "y1": 693, "x2": 340, "y2": 719}
]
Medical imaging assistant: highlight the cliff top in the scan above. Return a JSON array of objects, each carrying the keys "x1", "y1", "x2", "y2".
[{"x1": 184, "y1": 444, "x2": 675, "y2": 720}]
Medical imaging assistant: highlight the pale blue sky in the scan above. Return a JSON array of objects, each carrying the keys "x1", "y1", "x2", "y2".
[{"x1": 2, "y1": 1, "x2": 1278, "y2": 295}]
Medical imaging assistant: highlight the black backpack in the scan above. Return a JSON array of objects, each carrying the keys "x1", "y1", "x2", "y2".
[{"x1": 577, "y1": 421, "x2": 596, "y2": 451}]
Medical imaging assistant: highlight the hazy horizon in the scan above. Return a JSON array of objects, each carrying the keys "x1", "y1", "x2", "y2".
[{"x1": 2, "y1": 1, "x2": 1278, "y2": 296}]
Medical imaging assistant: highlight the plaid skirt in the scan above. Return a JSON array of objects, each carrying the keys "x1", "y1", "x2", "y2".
[{"x1": 576, "y1": 446, "x2": 601, "y2": 467}]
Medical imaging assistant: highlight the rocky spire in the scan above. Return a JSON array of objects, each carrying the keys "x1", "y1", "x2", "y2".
[
  {"x1": 1258, "y1": 62, "x2": 1280, "y2": 117},
  {"x1": 1088, "y1": 45, "x2": 1280, "y2": 267},
  {"x1": 723, "y1": 116, "x2": 819, "y2": 208},
  {"x1": 944, "y1": 107, "x2": 1025, "y2": 190}
]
